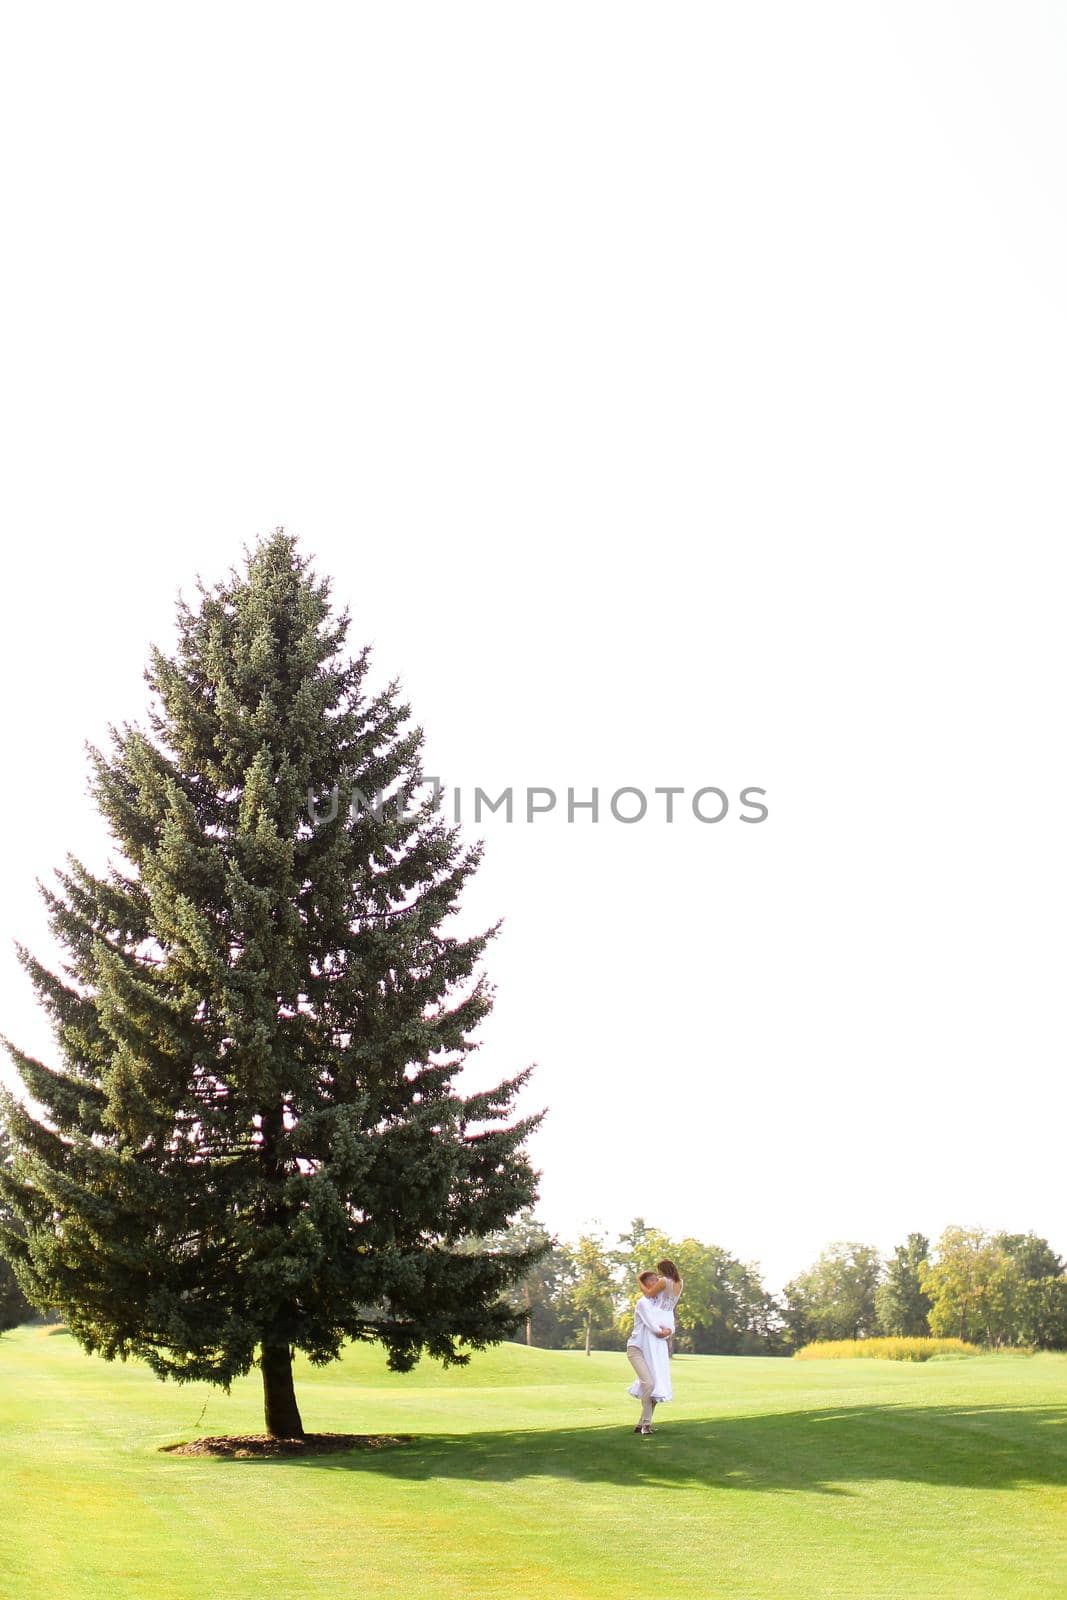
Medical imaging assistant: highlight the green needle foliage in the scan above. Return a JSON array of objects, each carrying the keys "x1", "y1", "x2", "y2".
[
  {"x1": 0, "y1": 531, "x2": 543, "y2": 1436},
  {"x1": 0, "y1": 1127, "x2": 34, "y2": 1332}
]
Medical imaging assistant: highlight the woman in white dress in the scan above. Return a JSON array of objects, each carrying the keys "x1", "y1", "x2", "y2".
[
  {"x1": 654, "y1": 1258, "x2": 684, "y2": 1358},
  {"x1": 625, "y1": 1270, "x2": 675, "y2": 1435}
]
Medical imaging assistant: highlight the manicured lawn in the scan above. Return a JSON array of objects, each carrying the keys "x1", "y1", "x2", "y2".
[{"x1": 1, "y1": 1324, "x2": 1064, "y2": 1599}]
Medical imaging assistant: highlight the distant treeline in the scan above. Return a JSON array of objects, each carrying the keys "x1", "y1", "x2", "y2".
[
  {"x1": 462, "y1": 1214, "x2": 1067, "y2": 1355},
  {"x1": 5, "y1": 1181, "x2": 1065, "y2": 1356}
]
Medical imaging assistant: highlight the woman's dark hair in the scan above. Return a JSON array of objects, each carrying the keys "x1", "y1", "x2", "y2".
[{"x1": 656, "y1": 1258, "x2": 681, "y2": 1282}]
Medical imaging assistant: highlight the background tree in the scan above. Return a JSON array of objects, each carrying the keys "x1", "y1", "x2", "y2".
[
  {"x1": 920, "y1": 1228, "x2": 1017, "y2": 1346},
  {"x1": 783, "y1": 1242, "x2": 883, "y2": 1345},
  {"x1": 921, "y1": 1222, "x2": 1067, "y2": 1350},
  {"x1": 616, "y1": 1217, "x2": 655, "y2": 1263},
  {"x1": 0, "y1": 532, "x2": 543, "y2": 1436},
  {"x1": 875, "y1": 1233, "x2": 933, "y2": 1337},
  {"x1": 994, "y1": 1234, "x2": 1067, "y2": 1350},
  {"x1": 457, "y1": 1207, "x2": 566, "y2": 1347},
  {"x1": 994, "y1": 1232, "x2": 1062, "y2": 1281},
  {"x1": 564, "y1": 1233, "x2": 618, "y2": 1355},
  {"x1": 779, "y1": 1275, "x2": 816, "y2": 1351}
]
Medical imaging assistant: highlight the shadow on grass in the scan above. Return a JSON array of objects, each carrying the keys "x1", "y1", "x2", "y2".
[{"x1": 234, "y1": 1404, "x2": 1067, "y2": 1496}]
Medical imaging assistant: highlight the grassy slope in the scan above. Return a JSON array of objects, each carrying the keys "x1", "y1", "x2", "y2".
[{"x1": 1, "y1": 1325, "x2": 1064, "y2": 1600}]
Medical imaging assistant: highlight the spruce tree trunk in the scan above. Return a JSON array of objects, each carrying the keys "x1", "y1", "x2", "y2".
[
  {"x1": 585, "y1": 1315, "x2": 592, "y2": 1356},
  {"x1": 261, "y1": 1343, "x2": 305, "y2": 1438}
]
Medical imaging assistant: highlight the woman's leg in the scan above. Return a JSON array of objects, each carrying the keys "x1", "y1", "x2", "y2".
[{"x1": 626, "y1": 1346, "x2": 657, "y2": 1427}]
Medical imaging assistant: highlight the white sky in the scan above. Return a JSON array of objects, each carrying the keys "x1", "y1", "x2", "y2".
[{"x1": 1, "y1": 3, "x2": 1064, "y2": 1293}]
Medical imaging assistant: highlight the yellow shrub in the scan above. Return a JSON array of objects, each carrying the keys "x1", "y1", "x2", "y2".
[{"x1": 794, "y1": 1336, "x2": 980, "y2": 1362}]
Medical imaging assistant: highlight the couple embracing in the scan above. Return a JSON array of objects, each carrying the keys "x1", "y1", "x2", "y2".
[{"x1": 625, "y1": 1258, "x2": 683, "y2": 1436}]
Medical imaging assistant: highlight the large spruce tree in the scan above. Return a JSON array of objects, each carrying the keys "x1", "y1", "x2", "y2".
[{"x1": 0, "y1": 532, "x2": 543, "y2": 1436}]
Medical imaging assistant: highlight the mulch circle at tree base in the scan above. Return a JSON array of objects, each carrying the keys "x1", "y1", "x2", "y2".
[{"x1": 162, "y1": 1433, "x2": 415, "y2": 1459}]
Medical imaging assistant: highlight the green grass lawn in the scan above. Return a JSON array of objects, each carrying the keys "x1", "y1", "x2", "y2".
[{"x1": 1, "y1": 1325, "x2": 1064, "y2": 1599}]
